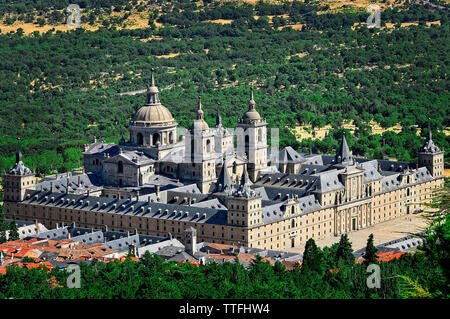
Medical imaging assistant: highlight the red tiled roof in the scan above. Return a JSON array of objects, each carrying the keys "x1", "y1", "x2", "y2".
[{"x1": 377, "y1": 251, "x2": 406, "y2": 262}]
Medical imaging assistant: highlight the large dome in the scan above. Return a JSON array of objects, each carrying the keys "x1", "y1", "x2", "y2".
[
  {"x1": 130, "y1": 71, "x2": 176, "y2": 126},
  {"x1": 132, "y1": 104, "x2": 176, "y2": 126}
]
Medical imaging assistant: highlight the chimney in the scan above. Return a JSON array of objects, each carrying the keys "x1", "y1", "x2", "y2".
[
  {"x1": 56, "y1": 223, "x2": 59, "y2": 229},
  {"x1": 50, "y1": 182, "x2": 54, "y2": 192},
  {"x1": 136, "y1": 190, "x2": 140, "y2": 202},
  {"x1": 77, "y1": 175, "x2": 81, "y2": 187},
  {"x1": 155, "y1": 185, "x2": 160, "y2": 196},
  {"x1": 66, "y1": 178, "x2": 69, "y2": 194},
  {"x1": 35, "y1": 220, "x2": 40, "y2": 234},
  {"x1": 87, "y1": 189, "x2": 90, "y2": 197}
]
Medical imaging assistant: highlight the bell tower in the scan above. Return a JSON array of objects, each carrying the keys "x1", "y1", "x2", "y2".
[
  {"x1": 183, "y1": 96, "x2": 217, "y2": 193},
  {"x1": 236, "y1": 88, "x2": 268, "y2": 182}
]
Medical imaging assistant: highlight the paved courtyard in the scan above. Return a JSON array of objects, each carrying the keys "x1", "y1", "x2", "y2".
[{"x1": 287, "y1": 213, "x2": 430, "y2": 254}]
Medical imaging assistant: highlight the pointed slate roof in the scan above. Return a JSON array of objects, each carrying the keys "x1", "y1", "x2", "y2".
[
  {"x1": 420, "y1": 119, "x2": 442, "y2": 153},
  {"x1": 335, "y1": 135, "x2": 353, "y2": 165},
  {"x1": 240, "y1": 164, "x2": 252, "y2": 186},
  {"x1": 215, "y1": 160, "x2": 233, "y2": 193},
  {"x1": 278, "y1": 146, "x2": 304, "y2": 163},
  {"x1": 8, "y1": 143, "x2": 32, "y2": 175}
]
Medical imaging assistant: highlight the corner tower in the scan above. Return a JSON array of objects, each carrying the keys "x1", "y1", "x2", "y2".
[
  {"x1": 418, "y1": 120, "x2": 444, "y2": 178},
  {"x1": 3, "y1": 145, "x2": 35, "y2": 202},
  {"x1": 226, "y1": 166, "x2": 262, "y2": 227},
  {"x1": 236, "y1": 88, "x2": 268, "y2": 182}
]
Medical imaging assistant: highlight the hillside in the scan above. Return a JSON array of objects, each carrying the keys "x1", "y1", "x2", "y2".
[{"x1": 0, "y1": 0, "x2": 449, "y2": 175}]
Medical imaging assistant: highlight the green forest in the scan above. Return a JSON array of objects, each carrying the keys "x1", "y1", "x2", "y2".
[
  {"x1": 0, "y1": 184, "x2": 448, "y2": 299},
  {"x1": 0, "y1": 0, "x2": 449, "y2": 175}
]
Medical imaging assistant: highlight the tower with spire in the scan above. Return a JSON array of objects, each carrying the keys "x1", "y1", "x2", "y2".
[
  {"x1": 183, "y1": 96, "x2": 217, "y2": 193},
  {"x1": 418, "y1": 119, "x2": 444, "y2": 178},
  {"x1": 213, "y1": 102, "x2": 234, "y2": 156},
  {"x1": 236, "y1": 88, "x2": 268, "y2": 182},
  {"x1": 226, "y1": 164, "x2": 262, "y2": 227},
  {"x1": 3, "y1": 139, "x2": 35, "y2": 202}
]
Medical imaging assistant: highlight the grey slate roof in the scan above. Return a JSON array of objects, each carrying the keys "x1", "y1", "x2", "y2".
[
  {"x1": 7, "y1": 151, "x2": 32, "y2": 175},
  {"x1": 278, "y1": 146, "x2": 305, "y2": 163},
  {"x1": 104, "y1": 150, "x2": 155, "y2": 167},
  {"x1": 255, "y1": 173, "x2": 318, "y2": 190},
  {"x1": 83, "y1": 142, "x2": 119, "y2": 156},
  {"x1": 191, "y1": 198, "x2": 226, "y2": 210},
  {"x1": 311, "y1": 170, "x2": 345, "y2": 193},
  {"x1": 360, "y1": 160, "x2": 383, "y2": 182},
  {"x1": 23, "y1": 190, "x2": 229, "y2": 225},
  {"x1": 420, "y1": 121, "x2": 442, "y2": 153},
  {"x1": 36, "y1": 172, "x2": 102, "y2": 194},
  {"x1": 335, "y1": 135, "x2": 353, "y2": 165},
  {"x1": 71, "y1": 231, "x2": 104, "y2": 245},
  {"x1": 215, "y1": 162, "x2": 233, "y2": 193}
]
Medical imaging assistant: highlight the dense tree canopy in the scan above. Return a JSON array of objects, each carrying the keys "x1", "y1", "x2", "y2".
[{"x1": 0, "y1": 1, "x2": 448, "y2": 176}]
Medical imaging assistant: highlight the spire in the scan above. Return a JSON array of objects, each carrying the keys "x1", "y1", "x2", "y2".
[
  {"x1": 16, "y1": 137, "x2": 22, "y2": 164},
  {"x1": 420, "y1": 118, "x2": 441, "y2": 153},
  {"x1": 248, "y1": 87, "x2": 256, "y2": 110},
  {"x1": 427, "y1": 118, "x2": 432, "y2": 141},
  {"x1": 216, "y1": 102, "x2": 222, "y2": 127},
  {"x1": 216, "y1": 157, "x2": 232, "y2": 192},
  {"x1": 240, "y1": 163, "x2": 252, "y2": 186},
  {"x1": 242, "y1": 87, "x2": 261, "y2": 122},
  {"x1": 335, "y1": 134, "x2": 353, "y2": 165},
  {"x1": 196, "y1": 96, "x2": 204, "y2": 120},
  {"x1": 8, "y1": 137, "x2": 31, "y2": 176},
  {"x1": 146, "y1": 68, "x2": 160, "y2": 105}
]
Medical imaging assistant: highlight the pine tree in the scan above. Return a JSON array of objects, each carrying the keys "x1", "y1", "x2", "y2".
[
  {"x1": 302, "y1": 238, "x2": 324, "y2": 274},
  {"x1": 9, "y1": 216, "x2": 20, "y2": 241},
  {"x1": 0, "y1": 206, "x2": 8, "y2": 243},
  {"x1": 362, "y1": 234, "x2": 378, "y2": 266},
  {"x1": 335, "y1": 234, "x2": 354, "y2": 266}
]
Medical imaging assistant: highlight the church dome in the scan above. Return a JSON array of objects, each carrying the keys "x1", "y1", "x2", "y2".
[
  {"x1": 130, "y1": 70, "x2": 176, "y2": 126},
  {"x1": 132, "y1": 104, "x2": 175, "y2": 125}
]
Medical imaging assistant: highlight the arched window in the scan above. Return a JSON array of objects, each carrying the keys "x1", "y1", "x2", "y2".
[
  {"x1": 118, "y1": 161, "x2": 124, "y2": 174},
  {"x1": 137, "y1": 133, "x2": 143, "y2": 145},
  {"x1": 233, "y1": 162, "x2": 237, "y2": 174},
  {"x1": 291, "y1": 219, "x2": 295, "y2": 228},
  {"x1": 152, "y1": 133, "x2": 160, "y2": 146},
  {"x1": 206, "y1": 139, "x2": 211, "y2": 153},
  {"x1": 169, "y1": 132, "x2": 174, "y2": 144},
  {"x1": 258, "y1": 128, "x2": 262, "y2": 142},
  {"x1": 245, "y1": 135, "x2": 249, "y2": 146}
]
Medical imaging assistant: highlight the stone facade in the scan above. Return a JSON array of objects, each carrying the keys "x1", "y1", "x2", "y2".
[{"x1": 3, "y1": 75, "x2": 445, "y2": 251}]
